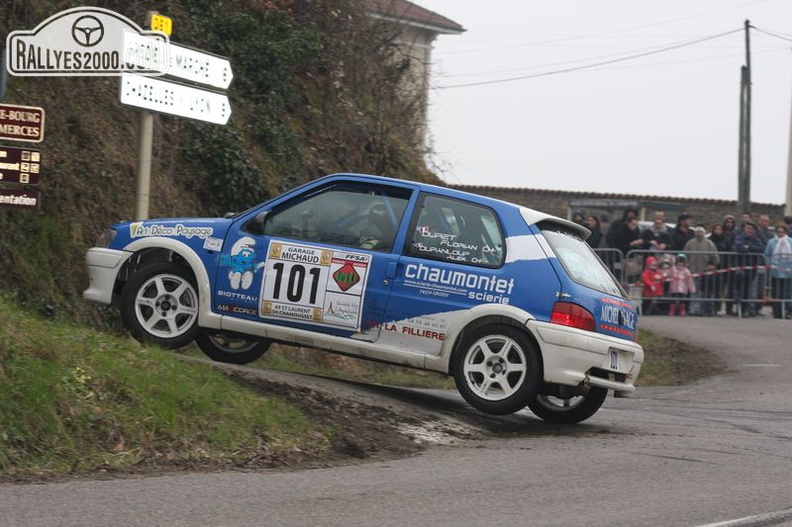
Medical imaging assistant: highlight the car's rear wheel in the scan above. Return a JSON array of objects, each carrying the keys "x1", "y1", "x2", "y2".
[
  {"x1": 527, "y1": 379, "x2": 608, "y2": 424},
  {"x1": 452, "y1": 324, "x2": 541, "y2": 415},
  {"x1": 195, "y1": 330, "x2": 271, "y2": 365},
  {"x1": 121, "y1": 262, "x2": 199, "y2": 349}
]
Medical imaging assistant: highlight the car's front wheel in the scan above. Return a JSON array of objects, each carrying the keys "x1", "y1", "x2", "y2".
[
  {"x1": 527, "y1": 382, "x2": 608, "y2": 424},
  {"x1": 452, "y1": 324, "x2": 541, "y2": 415},
  {"x1": 120, "y1": 262, "x2": 200, "y2": 349},
  {"x1": 195, "y1": 330, "x2": 271, "y2": 365}
]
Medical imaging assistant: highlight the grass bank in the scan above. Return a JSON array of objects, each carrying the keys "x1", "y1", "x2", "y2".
[{"x1": 1, "y1": 294, "x2": 715, "y2": 479}]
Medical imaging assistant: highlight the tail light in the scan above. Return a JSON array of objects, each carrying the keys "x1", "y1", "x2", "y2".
[{"x1": 551, "y1": 301, "x2": 596, "y2": 332}]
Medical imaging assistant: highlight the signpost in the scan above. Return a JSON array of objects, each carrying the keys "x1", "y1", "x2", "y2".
[
  {"x1": 167, "y1": 43, "x2": 233, "y2": 90},
  {"x1": 120, "y1": 11, "x2": 234, "y2": 220},
  {"x1": 120, "y1": 74, "x2": 231, "y2": 125},
  {"x1": 0, "y1": 103, "x2": 45, "y2": 142},
  {"x1": 0, "y1": 145, "x2": 42, "y2": 184}
]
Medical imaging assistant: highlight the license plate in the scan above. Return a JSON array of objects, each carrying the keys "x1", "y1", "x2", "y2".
[{"x1": 606, "y1": 348, "x2": 622, "y2": 371}]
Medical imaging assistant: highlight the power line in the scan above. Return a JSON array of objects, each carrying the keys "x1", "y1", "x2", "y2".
[
  {"x1": 437, "y1": 28, "x2": 743, "y2": 89},
  {"x1": 439, "y1": 0, "x2": 776, "y2": 56},
  {"x1": 751, "y1": 25, "x2": 792, "y2": 44}
]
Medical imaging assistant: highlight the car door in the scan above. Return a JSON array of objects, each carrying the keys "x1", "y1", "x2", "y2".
[
  {"x1": 212, "y1": 180, "x2": 415, "y2": 341},
  {"x1": 376, "y1": 192, "x2": 511, "y2": 355}
]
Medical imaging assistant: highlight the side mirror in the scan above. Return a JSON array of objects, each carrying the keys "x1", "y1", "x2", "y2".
[{"x1": 244, "y1": 210, "x2": 269, "y2": 235}]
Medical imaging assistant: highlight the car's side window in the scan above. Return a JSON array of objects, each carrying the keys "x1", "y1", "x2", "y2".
[
  {"x1": 261, "y1": 184, "x2": 410, "y2": 252},
  {"x1": 408, "y1": 194, "x2": 504, "y2": 267}
]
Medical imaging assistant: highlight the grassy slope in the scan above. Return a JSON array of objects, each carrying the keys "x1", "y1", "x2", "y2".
[
  {"x1": 0, "y1": 292, "x2": 718, "y2": 478},
  {"x1": 0, "y1": 296, "x2": 323, "y2": 477}
]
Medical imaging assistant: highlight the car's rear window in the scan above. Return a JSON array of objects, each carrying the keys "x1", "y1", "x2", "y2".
[{"x1": 539, "y1": 222, "x2": 626, "y2": 297}]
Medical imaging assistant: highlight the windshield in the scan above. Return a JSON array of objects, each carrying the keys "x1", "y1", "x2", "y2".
[{"x1": 539, "y1": 222, "x2": 626, "y2": 297}]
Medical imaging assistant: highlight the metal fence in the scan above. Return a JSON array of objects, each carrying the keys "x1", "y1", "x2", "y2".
[{"x1": 594, "y1": 248, "x2": 792, "y2": 319}]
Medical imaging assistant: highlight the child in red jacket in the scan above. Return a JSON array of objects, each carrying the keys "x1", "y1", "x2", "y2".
[{"x1": 641, "y1": 256, "x2": 663, "y2": 315}]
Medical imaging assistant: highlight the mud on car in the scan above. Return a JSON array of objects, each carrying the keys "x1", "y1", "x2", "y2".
[{"x1": 84, "y1": 174, "x2": 644, "y2": 423}]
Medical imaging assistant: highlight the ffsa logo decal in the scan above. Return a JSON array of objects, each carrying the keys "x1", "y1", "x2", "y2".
[{"x1": 6, "y1": 7, "x2": 169, "y2": 76}]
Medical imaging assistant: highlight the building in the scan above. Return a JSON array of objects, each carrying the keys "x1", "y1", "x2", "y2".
[{"x1": 366, "y1": 0, "x2": 464, "y2": 140}]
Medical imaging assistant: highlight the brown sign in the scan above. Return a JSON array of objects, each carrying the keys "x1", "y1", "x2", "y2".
[
  {"x1": 0, "y1": 146, "x2": 42, "y2": 185},
  {"x1": 0, "y1": 187, "x2": 41, "y2": 210},
  {"x1": 0, "y1": 103, "x2": 45, "y2": 143}
]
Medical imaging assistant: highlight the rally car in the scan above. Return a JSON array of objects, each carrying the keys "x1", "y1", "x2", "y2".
[{"x1": 84, "y1": 174, "x2": 643, "y2": 423}]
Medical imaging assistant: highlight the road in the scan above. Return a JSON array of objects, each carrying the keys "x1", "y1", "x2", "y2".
[{"x1": 2, "y1": 316, "x2": 791, "y2": 526}]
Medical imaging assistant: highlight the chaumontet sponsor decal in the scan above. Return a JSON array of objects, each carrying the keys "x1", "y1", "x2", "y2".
[
  {"x1": 130, "y1": 222, "x2": 213, "y2": 239},
  {"x1": 404, "y1": 262, "x2": 514, "y2": 304}
]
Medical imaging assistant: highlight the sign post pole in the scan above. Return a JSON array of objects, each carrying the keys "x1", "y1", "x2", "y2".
[
  {"x1": 135, "y1": 111, "x2": 153, "y2": 220},
  {"x1": 133, "y1": 10, "x2": 160, "y2": 221}
]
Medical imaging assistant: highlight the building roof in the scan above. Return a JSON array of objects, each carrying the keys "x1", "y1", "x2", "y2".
[{"x1": 366, "y1": 0, "x2": 465, "y2": 34}]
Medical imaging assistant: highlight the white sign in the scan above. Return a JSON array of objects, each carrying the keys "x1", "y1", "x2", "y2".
[
  {"x1": 167, "y1": 43, "x2": 233, "y2": 90},
  {"x1": 6, "y1": 7, "x2": 168, "y2": 76},
  {"x1": 120, "y1": 74, "x2": 232, "y2": 125}
]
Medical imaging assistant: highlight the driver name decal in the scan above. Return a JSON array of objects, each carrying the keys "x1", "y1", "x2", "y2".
[{"x1": 260, "y1": 241, "x2": 371, "y2": 329}]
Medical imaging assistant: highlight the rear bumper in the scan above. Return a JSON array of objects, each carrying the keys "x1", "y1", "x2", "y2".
[
  {"x1": 83, "y1": 248, "x2": 132, "y2": 305},
  {"x1": 530, "y1": 321, "x2": 644, "y2": 396}
]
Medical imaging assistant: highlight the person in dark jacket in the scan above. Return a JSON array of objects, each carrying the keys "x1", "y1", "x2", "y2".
[
  {"x1": 605, "y1": 209, "x2": 638, "y2": 249},
  {"x1": 641, "y1": 215, "x2": 672, "y2": 254},
  {"x1": 669, "y1": 213, "x2": 694, "y2": 252},
  {"x1": 709, "y1": 222, "x2": 734, "y2": 315},
  {"x1": 733, "y1": 221, "x2": 766, "y2": 316},
  {"x1": 585, "y1": 214, "x2": 603, "y2": 248}
]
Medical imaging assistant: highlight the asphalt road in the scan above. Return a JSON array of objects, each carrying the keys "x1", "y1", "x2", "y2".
[{"x1": 2, "y1": 315, "x2": 791, "y2": 526}]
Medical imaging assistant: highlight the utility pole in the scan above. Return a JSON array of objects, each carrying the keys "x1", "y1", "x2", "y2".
[{"x1": 738, "y1": 20, "x2": 752, "y2": 215}]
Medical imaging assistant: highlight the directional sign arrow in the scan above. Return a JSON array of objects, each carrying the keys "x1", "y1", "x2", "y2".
[
  {"x1": 120, "y1": 74, "x2": 232, "y2": 125},
  {"x1": 166, "y1": 43, "x2": 233, "y2": 90}
]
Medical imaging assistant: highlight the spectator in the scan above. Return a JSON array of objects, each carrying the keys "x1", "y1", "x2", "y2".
[
  {"x1": 784, "y1": 215, "x2": 792, "y2": 230},
  {"x1": 611, "y1": 217, "x2": 644, "y2": 281},
  {"x1": 684, "y1": 226, "x2": 719, "y2": 273},
  {"x1": 754, "y1": 214, "x2": 774, "y2": 312},
  {"x1": 669, "y1": 213, "x2": 694, "y2": 251},
  {"x1": 699, "y1": 260, "x2": 722, "y2": 316},
  {"x1": 764, "y1": 223, "x2": 792, "y2": 319},
  {"x1": 585, "y1": 215, "x2": 603, "y2": 248},
  {"x1": 640, "y1": 256, "x2": 664, "y2": 315},
  {"x1": 571, "y1": 210, "x2": 586, "y2": 227},
  {"x1": 740, "y1": 212, "x2": 752, "y2": 226},
  {"x1": 709, "y1": 223, "x2": 733, "y2": 253},
  {"x1": 723, "y1": 215, "x2": 738, "y2": 245},
  {"x1": 709, "y1": 222, "x2": 734, "y2": 315},
  {"x1": 684, "y1": 226, "x2": 719, "y2": 315},
  {"x1": 733, "y1": 221, "x2": 766, "y2": 317},
  {"x1": 605, "y1": 208, "x2": 638, "y2": 249},
  {"x1": 641, "y1": 215, "x2": 672, "y2": 253},
  {"x1": 756, "y1": 214, "x2": 774, "y2": 244},
  {"x1": 669, "y1": 254, "x2": 695, "y2": 316}
]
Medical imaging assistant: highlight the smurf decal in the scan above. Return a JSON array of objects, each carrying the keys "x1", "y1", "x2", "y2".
[{"x1": 220, "y1": 236, "x2": 265, "y2": 290}]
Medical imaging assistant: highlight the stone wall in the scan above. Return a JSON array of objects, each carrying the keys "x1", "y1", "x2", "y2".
[{"x1": 452, "y1": 185, "x2": 787, "y2": 230}]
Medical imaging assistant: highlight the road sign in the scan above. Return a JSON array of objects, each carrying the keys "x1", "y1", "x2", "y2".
[
  {"x1": 120, "y1": 74, "x2": 231, "y2": 125},
  {"x1": 0, "y1": 187, "x2": 40, "y2": 210},
  {"x1": 0, "y1": 103, "x2": 45, "y2": 142},
  {"x1": 150, "y1": 13, "x2": 173, "y2": 36},
  {"x1": 166, "y1": 43, "x2": 233, "y2": 90},
  {"x1": 0, "y1": 145, "x2": 42, "y2": 185}
]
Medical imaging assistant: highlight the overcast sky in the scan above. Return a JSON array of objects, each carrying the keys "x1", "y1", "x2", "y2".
[{"x1": 415, "y1": 0, "x2": 792, "y2": 205}]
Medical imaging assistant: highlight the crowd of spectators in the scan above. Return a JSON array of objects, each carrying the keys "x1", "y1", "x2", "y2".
[{"x1": 579, "y1": 209, "x2": 792, "y2": 319}]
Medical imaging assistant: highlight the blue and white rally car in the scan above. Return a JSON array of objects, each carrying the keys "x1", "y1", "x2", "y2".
[{"x1": 84, "y1": 174, "x2": 643, "y2": 423}]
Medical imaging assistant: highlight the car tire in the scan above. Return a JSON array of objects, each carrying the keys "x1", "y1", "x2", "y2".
[
  {"x1": 195, "y1": 330, "x2": 271, "y2": 365},
  {"x1": 527, "y1": 379, "x2": 608, "y2": 424},
  {"x1": 120, "y1": 262, "x2": 200, "y2": 349},
  {"x1": 452, "y1": 324, "x2": 541, "y2": 415}
]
